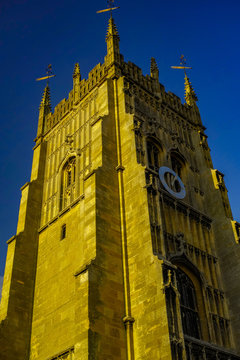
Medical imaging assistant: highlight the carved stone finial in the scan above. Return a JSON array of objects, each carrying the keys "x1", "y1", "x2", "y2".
[
  {"x1": 106, "y1": 15, "x2": 120, "y2": 41},
  {"x1": 184, "y1": 73, "x2": 198, "y2": 106},
  {"x1": 36, "y1": 84, "x2": 51, "y2": 140},
  {"x1": 73, "y1": 63, "x2": 81, "y2": 80},
  {"x1": 73, "y1": 63, "x2": 81, "y2": 102},
  {"x1": 150, "y1": 57, "x2": 159, "y2": 80},
  {"x1": 39, "y1": 84, "x2": 51, "y2": 112},
  {"x1": 105, "y1": 15, "x2": 120, "y2": 67}
]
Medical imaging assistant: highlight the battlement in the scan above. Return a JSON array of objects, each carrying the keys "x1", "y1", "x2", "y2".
[
  {"x1": 45, "y1": 91, "x2": 74, "y2": 133},
  {"x1": 44, "y1": 62, "x2": 108, "y2": 134},
  {"x1": 43, "y1": 53, "x2": 201, "y2": 135},
  {"x1": 122, "y1": 60, "x2": 155, "y2": 95},
  {"x1": 88, "y1": 62, "x2": 106, "y2": 82},
  {"x1": 121, "y1": 59, "x2": 201, "y2": 125},
  {"x1": 162, "y1": 90, "x2": 197, "y2": 122},
  {"x1": 75, "y1": 62, "x2": 107, "y2": 99}
]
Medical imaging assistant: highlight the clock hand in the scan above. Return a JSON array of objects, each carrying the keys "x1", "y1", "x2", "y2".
[{"x1": 171, "y1": 174, "x2": 178, "y2": 187}]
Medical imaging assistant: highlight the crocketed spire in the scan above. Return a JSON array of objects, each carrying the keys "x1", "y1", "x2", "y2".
[
  {"x1": 105, "y1": 15, "x2": 120, "y2": 66},
  {"x1": 150, "y1": 57, "x2": 159, "y2": 80},
  {"x1": 39, "y1": 84, "x2": 51, "y2": 113},
  {"x1": 73, "y1": 63, "x2": 81, "y2": 79},
  {"x1": 73, "y1": 63, "x2": 81, "y2": 102},
  {"x1": 184, "y1": 73, "x2": 198, "y2": 106},
  {"x1": 106, "y1": 15, "x2": 120, "y2": 41},
  {"x1": 36, "y1": 84, "x2": 51, "y2": 140}
]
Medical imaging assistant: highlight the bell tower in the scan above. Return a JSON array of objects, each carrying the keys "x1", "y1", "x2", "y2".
[{"x1": 0, "y1": 16, "x2": 240, "y2": 360}]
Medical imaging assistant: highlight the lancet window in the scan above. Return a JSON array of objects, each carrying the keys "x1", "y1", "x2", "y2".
[
  {"x1": 169, "y1": 152, "x2": 185, "y2": 193},
  {"x1": 171, "y1": 153, "x2": 183, "y2": 178},
  {"x1": 60, "y1": 157, "x2": 76, "y2": 210},
  {"x1": 147, "y1": 140, "x2": 161, "y2": 172},
  {"x1": 176, "y1": 269, "x2": 201, "y2": 339}
]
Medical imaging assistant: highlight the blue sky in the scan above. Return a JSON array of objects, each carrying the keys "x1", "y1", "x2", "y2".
[{"x1": 0, "y1": 0, "x2": 239, "y2": 276}]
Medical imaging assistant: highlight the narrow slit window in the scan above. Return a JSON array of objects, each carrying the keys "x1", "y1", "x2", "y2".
[
  {"x1": 61, "y1": 224, "x2": 66, "y2": 240},
  {"x1": 147, "y1": 140, "x2": 161, "y2": 172}
]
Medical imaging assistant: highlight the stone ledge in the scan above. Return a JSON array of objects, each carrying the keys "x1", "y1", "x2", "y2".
[
  {"x1": 84, "y1": 169, "x2": 96, "y2": 181},
  {"x1": 74, "y1": 262, "x2": 92, "y2": 277},
  {"x1": 90, "y1": 115, "x2": 103, "y2": 126},
  {"x1": 6, "y1": 235, "x2": 17, "y2": 244},
  {"x1": 116, "y1": 165, "x2": 125, "y2": 172},
  {"x1": 20, "y1": 182, "x2": 30, "y2": 191}
]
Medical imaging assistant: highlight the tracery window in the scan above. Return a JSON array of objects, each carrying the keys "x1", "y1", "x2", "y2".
[
  {"x1": 176, "y1": 269, "x2": 201, "y2": 339},
  {"x1": 169, "y1": 152, "x2": 185, "y2": 193},
  {"x1": 60, "y1": 157, "x2": 76, "y2": 210},
  {"x1": 147, "y1": 140, "x2": 161, "y2": 172},
  {"x1": 171, "y1": 153, "x2": 183, "y2": 178}
]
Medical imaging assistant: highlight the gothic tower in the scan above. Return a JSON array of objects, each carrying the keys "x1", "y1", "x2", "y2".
[{"x1": 0, "y1": 16, "x2": 240, "y2": 360}]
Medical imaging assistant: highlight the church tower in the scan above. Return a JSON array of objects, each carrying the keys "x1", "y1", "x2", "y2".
[{"x1": 0, "y1": 16, "x2": 240, "y2": 360}]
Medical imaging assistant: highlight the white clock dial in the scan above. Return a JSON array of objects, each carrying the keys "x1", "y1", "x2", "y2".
[{"x1": 159, "y1": 166, "x2": 186, "y2": 199}]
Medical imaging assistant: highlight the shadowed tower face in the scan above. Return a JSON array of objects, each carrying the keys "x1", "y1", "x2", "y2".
[{"x1": 1, "y1": 16, "x2": 240, "y2": 360}]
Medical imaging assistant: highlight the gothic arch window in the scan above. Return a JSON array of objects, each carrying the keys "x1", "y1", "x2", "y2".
[
  {"x1": 170, "y1": 152, "x2": 185, "y2": 178},
  {"x1": 147, "y1": 139, "x2": 162, "y2": 172},
  {"x1": 60, "y1": 157, "x2": 76, "y2": 210},
  {"x1": 176, "y1": 268, "x2": 201, "y2": 339},
  {"x1": 169, "y1": 152, "x2": 185, "y2": 193}
]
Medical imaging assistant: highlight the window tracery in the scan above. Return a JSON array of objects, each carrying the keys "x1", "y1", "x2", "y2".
[
  {"x1": 166, "y1": 151, "x2": 184, "y2": 193},
  {"x1": 171, "y1": 152, "x2": 184, "y2": 178},
  {"x1": 147, "y1": 140, "x2": 161, "y2": 172},
  {"x1": 176, "y1": 269, "x2": 201, "y2": 339}
]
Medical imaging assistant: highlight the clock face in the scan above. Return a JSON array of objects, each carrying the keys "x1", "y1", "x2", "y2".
[{"x1": 159, "y1": 166, "x2": 186, "y2": 199}]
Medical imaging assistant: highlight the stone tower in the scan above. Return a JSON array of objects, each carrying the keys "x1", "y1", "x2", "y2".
[{"x1": 0, "y1": 16, "x2": 240, "y2": 360}]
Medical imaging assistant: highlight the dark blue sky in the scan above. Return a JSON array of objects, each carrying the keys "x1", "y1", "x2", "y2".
[{"x1": 0, "y1": 0, "x2": 239, "y2": 275}]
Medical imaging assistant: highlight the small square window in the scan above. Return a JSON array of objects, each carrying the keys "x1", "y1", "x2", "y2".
[{"x1": 61, "y1": 224, "x2": 66, "y2": 240}]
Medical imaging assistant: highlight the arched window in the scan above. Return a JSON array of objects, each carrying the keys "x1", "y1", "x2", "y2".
[
  {"x1": 147, "y1": 140, "x2": 161, "y2": 172},
  {"x1": 176, "y1": 269, "x2": 201, "y2": 339},
  {"x1": 169, "y1": 152, "x2": 185, "y2": 193},
  {"x1": 171, "y1": 152, "x2": 184, "y2": 178},
  {"x1": 60, "y1": 157, "x2": 76, "y2": 210}
]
